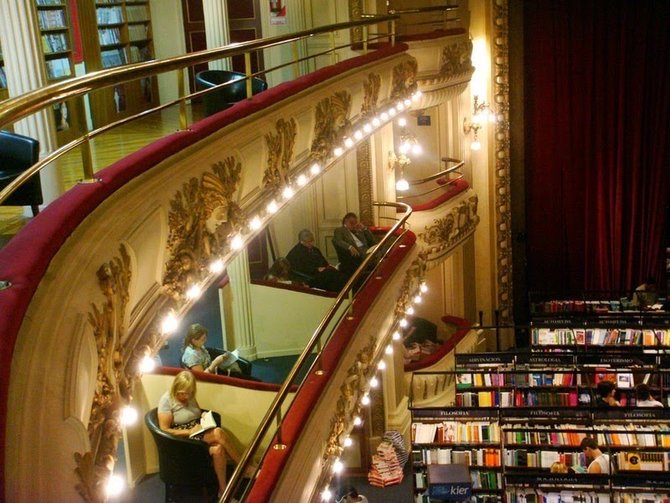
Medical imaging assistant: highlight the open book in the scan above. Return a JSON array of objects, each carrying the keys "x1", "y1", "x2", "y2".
[
  {"x1": 189, "y1": 410, "x2": 217, "y2": 438},
  {"x1": 217, "y1": 349, "x2": 240, "y2": 370}
]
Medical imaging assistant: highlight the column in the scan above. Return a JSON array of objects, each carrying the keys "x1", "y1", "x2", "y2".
[
  {"x1": 226, "y1": 250, "x2": 257, "y2": 360},
  {"x1": 0, "y1": 0, "x2": 60, "y2": 206},
  {"x1": 202, "y1": 0, "x2": 231, "y2": 71}
]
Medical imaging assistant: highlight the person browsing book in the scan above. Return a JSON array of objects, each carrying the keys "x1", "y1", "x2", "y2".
[
  {"x1": 580, "y1": 437, "x2": 610, "y2": 474},
  {"x1": 594, "y1": 381, "x2": 620, "y2": 407},
  {"x1": 636, "y1": 383, "x2": 664, "y2": 407},
  {"x1": 182, "y1": 323, "x2": 236, "y2": 373},
  {"x1": 157, "y1": 371, "x2": 254, "y2": 496}
]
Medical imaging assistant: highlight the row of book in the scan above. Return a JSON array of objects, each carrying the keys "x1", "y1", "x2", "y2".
[
  {"x1": 614, "y1": 451, "x2": 670, "y2": 471},
  {"x1": 532, "y1": 327, "x2": 670, "y2": 346},
  {"x1": 126, "y1": 5, "x2": 148, "y2": 22},
  {"x1": 414, "y1": 447, "x2": 501, "y2": 467},
  {"x1": 457, "y1": 390, "x2": 580, "y2": 408},
  {"x1": 531, "y1": 299, "x2": 628, "y2": 314},
  {"x1": 97, "y1": 6, "x2": 123, "y2": 25},
  {"x1": 458, "y1": 372, "x2": 577, "y2": 388},
  {"x1": 0, "y1": 67, "x2": 6, "y2": 88},
  {"x1": 504, "y1": 449, "x2": 584, "y2": 469},
  {"x1": 507, "y1": 490, "x2": 613, "y2": 503},
  {"x1": 41, "y1": 33, "x2": 68, "y2": 53},
  {"x1": 98, "y1": 27, "x2": 121, "y2": 45},
  {"x1": 128, "y1": 24, "x2": 148, "y2": 41},
  {"x1": 594, "y1": 425, "x2": 670, "y2": 447},
  {"x1": 36, "y1": 0, "x2": 63, "y2": 5},
  {"x1": 505, "y1": 426, "x2": 586, "y2": 447},
  {"x1": 472, "y1": 469, "x2": 503, "y2": 489},
  {"x1": 38, "y1": 9, "x2": 66, "y2": 30},
  {"x1": 45, "y1": 57, "x2": 71, "y2": 79},
  {"x1": 129, "y1": 45, "x2": 151, "y2": 64},
  {"x1": 101, "y1": 48, "x2": 127, "y2": 68},
  {"x1": 412, "y1": 421, "x2": 501, "y2": 444}
]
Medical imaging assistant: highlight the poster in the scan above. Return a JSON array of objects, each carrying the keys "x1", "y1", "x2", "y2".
[{"x1": 270, "y1": 0, "x2": 287, "y2": 25}]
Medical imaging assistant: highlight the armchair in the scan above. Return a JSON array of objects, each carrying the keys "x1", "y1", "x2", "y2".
[
  {"x1": 145, "y1": 408, "x2": 221, "y2": 502},
  {"x1": 0, "y1": 130, "x2": 42, "y2": 216},
  {"x1": 195, "y1": 70, "x2": 268, "y2": 117}
]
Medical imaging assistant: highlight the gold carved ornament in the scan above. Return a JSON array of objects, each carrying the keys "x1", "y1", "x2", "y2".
[
  {"x1": 263, "y1": 118, "x2": 297, "y2": 192},
  {"x1": 357, "y1": 74, "x2": 380, "y2": 225},
  {"x1": 310, "y1": 91, "x2": 352, "y2": 164},
  {"x1": 75, "y1": 245, "x2": 161, "y2": 503},
  {"x1": 419, "y1": 195, "x2": 480, "y2": 254},
  {"x1": 163, "y1": 157, "x2": 245, "y2": 300},
  {"x1": 360, "y1": 73, "x2": 381, "y2": 119},
  {"x1": 390, "y1": 58, "x2": 418, "y2": 101},
  {"x1": 439, "y1": 39, "x2": 474, "y2": 78}
]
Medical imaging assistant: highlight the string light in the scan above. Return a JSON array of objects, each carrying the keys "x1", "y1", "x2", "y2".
[
  {"x1": 380, "y1": 112, "x2": 389, "y2": 121},
  {"x1": 388, "y1": 108, "x2": 397, "y2": 117},
  {"x1": 343, "y1": 436, "x2": 353, "y2": 448},
  {"x1": 310, "y1": 163, "x2": 321, "y2": 175},
  {"x1": 353, "y1": 416, "x2": 363, "y2": 426},
  {"x1": 209, "y1": 259, "x2": 224, "y2": 274},
  {"x1": 372, "y1": 117, "x2": 381, "y2": 127},
  {"x1": 321, "y1": 488, "x2": 333, "y2": 501},
  {"x1": 363, "y1": 123, "x2": 372, "y2": 133},
  {"x1": 370, "y1": 377, "x2": 379, "y2": 388},
  {"x1": 353, "y1": 130, "x2": 363, "y2": 141},
  {"x1": 139, "y1": 355, "x2": 156, "y2": 373},
  {"x1": 399, "y1": 318, "x2": 408, "y2": 328},
  {"x1": 267, "y1": 200, "x2": 279, "y2": 214},
  {"x1": 412, "y1": 91, "x2": 422, "y2": 102},
  {"x1": 161, "y1": 312, "x2": 179, "y2": 334},
  {"x1": 282, "y1": 186, "x2": 294, "y2": 200},
  {"x1": 406, "y1": 306, "x2": 415, "y2": 316},
  {"x1": 333, "y1": 147, "x2": 344, "y2": 157},
  {"x1": 105, "y1": 475, "x2": 125, "y2": 498},
  {"x1": 397, "y1": 117, "x2": 407, "y2": 127},
  {"x1": 332, "y1": 458, "x2": 344, "y2": 474},
  {"x1": 385, "y1": 344, "x2": 393, "y2": 355},
  {"x1": 344, "y1": 137, "x2": 354, "y2": 148},
  {"x1": 296, "y1": 174, "x2": 308, "y2": 187},
  {"x1": 186, "y1": 284, "x2": 202, "y2": 300},
  {"x1": 249, "y1": 216, "x2": 262, "y2": 230},
  {"x1": 404, "y1": 98, "x2": 412, "y2": 106},
  {"x1": 414, "y1": 294, "x2": 422, "y2": 304},
  {"x1": 120, "y1": 406, "x2": 138, "y2": 426},
  {"x1": 396, "y1": 102, "x2": 405, "y2": 111},
  {"x1": 377, "y1": 360, "x2": 386, "y2": 370},
  {"x1": 420, "y1": 282, "x2": 428, "y2": 293},
  {"x1": 392, "y1": 330, "x2": 401, "y2": 341},
  {"x1": 230, "y1": 234, "x2": 244, "y2": 250}
]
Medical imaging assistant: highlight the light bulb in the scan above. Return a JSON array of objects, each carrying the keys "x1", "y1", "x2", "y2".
[
  {"x1": 321, "y1": 488, "x2": 333, "y2": 501},
  {"x1": 380, "y1": 112, "x2": 389, "y2": 121},
  {"x1": 353, "y1": 130, "x2": 363, "y2": 141},
  {"x1": 397, "y1": 117, "x2": 407, "y2": 127},
  {"x1": 105, "y1": 475, "x2": 125, "y2": 498},
  {"x1": 398, "y1": 142, "x2": 410, "y2": 155},
  {"x1": 372, "y1": 117, "x2": 381, "y2": 127},
  {"x1": 310, "y1": 163, "x2": 321, "y2": 175},
  {"x1": 385, "y1": 344, "x2": 393, "y2": 355},
  {"x1": 411, "y1": 144, "x2": 422, "y2": 156},
  {"x1": 392, "y1": 331, "x2": 401, "y2": 341},
  {"x1": 186, "y1": 284, "x2": 202, "y2": 300},
  {"x1": 343, "y1": 436, "x2": 353, "y2": 447},
  {"x1": 161, "y1": 313, "x2": 179, "y2": 334},
  {"x1": 471, "y1": 139, "x2": 482, "y2": 151},
  {"x1": 404, "y1": 99, "x2": 412, "y2": 106},
  {"x1": 396, "y1": 102, "x2": 405, "y2": 111},
  {"x1": 377, "y1": 360, "x2": 386, "y2": 370},
  {"x1": 370, "y1": 377, "x2": 379, "y2": 388},
  {"x1": 139, "y1": 355, "x2": 156, "y2": 373},
  {"x1": 395, "y1": 178, "x2": 409, "y2": 191},
  {"x1": 420, "y1": 282, "x2": 428, "y2": 293},
  {"x1": 353, "y1": 415, "x2": 363, "y2": 426},
  {"x1": 230, "y1": 234, "x2": 244, "y2": 250},
  {"x1": 363, "y1": 123, "x2": 372, "y2": 133},
  {"x1": 361, "y1": 394, "x2": 370, "y2": 406},
  {"x1": 388, "y1": 108, "x2": 397, "y2": 117},
  {"x1": 344, "y1": 137, "x2": 354, "y2": 148},
  {"x1": 282, "y1": 186, "x2": 294, "y2": 199},
  {"x1": 267, "y1": 200, "x2": 279, "y2": 214},
  {"x1": 120, "y1": 405, "x2": 138, "y2": 426},
  {"x1": 332, "y1": 459, "x2": 344, "y2": 474},
  {"x1": 333, "y1": 147, "x2": 344, "y2": 157},
  {"x1": 412, "y1": 91, "x2": 422, "y2": 102},
  {"x1": 209, "y1": 259, "x2": 224, "y2": 274},
  {"x1": 406, "y1": 306, "x2": 415, "y2": 316},
  {"x1": 414, "y1": 294, "x2": 422, "y2": 304},
  {"x1": 399, "y1": 318, "x2": 408, "y2": 328},
  {"x1": 249, "y1": 216, "x2": 262, "y2": 230}
]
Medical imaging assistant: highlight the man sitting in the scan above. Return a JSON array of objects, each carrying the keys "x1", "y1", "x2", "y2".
[
  {"x1": 332, "y1": 212, "x2": 378, "y2": 277},
  {"x1": 286, "y1": 229, "x2": 348, "y2": 292}
]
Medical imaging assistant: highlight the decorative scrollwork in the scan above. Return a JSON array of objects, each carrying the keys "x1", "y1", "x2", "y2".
[
  {"x1": 75, "y1": 245, "x2": 161, "y2": 502},
  {"x1": 324, "y1": 334, "x2": 377, "y2": 459},
  {"x1": 263, "y1": 118, "x2": 297, "y2": 191},
  {"x1": 390, "y1": 59, "x2": 418, "y2": 101},
  {"x1": 310, "y1": 91, "x2": 352, "y2": 163},
  {"x1": 361, "y1": 73, "x2": 381, "y2": 119},
  {"x1": 163, "y1": 157, "x2": 245, "y2": 300},
  {"x1": 439, "y1": 39, "x2": 474, "y2": 78},
  {"x1": 419, "y1": 196, "x2": 480, "y2": 256}
]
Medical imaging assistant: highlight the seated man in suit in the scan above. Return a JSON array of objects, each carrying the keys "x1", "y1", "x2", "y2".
[
  {"x1": 332, "y1": 212, "x2": 378, "y2": 277},
  {"x1": 286, "y1": 229, "x2": 348, "y2": 292}
]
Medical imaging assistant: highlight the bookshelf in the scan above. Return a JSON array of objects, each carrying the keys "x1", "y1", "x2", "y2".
[
  {"x1": 32, "y1": 0, "x2": 84, "y2": 145},
  {"x1": 410, "y1": 358, "x2": 670, "y2": 502},
  {"x1": 79, "y1": 0, "x2": 159, "y2": 128}
]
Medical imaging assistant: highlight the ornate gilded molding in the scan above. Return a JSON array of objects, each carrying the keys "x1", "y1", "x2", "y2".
[
  {"x1": 390, "y1": 59, "x2": 418, "y2": 100},
  {"x1": 356, "y1": 141, "x2": 374, "y2": 226},
  {"x1": 348, "y1": 0, "x2": 363, "y2": 44},
  {"x1": 310, "y1": 91, "x2": 352, "y2": 163},
  {"x1": 493, "y1": 0, "x2": 512, "y2": 322},
  {"x1": 263, "y1": 118, "x2": 297, "y2": 192},
  {"x1": 419, "y1": 195, "x2": 480, "y2": 259},
  {"x1": 324, "y1": 334, "x2": 377, "y2": 460},
  {"x1": 75, "y1": 245, "x2": 161, "y2": 502},
  {"x1": 361, "y1": 73, "x2": 381, "y2": 119},
  {"x1": 439, "y1": 39, "x2": 474, "y2": 78},
  {"x1": 163, "y1": 157, "x2": 245, "y2": 300}
]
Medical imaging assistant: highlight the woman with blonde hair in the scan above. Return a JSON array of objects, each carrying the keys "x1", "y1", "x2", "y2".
[{"x1": 157, "y1": 371, "x2": 251, "y2": 495}]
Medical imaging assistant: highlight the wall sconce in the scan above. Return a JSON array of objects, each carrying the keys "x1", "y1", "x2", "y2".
[
  {"x1": 463, "y1": 95, "x2": 496, "y2": 151},
  {"x1": 391, "y1": 117, "x2": 422, "y2": 191},
  {"x1": 389, "y1": 150, "x2": 411, "y2": 191}
]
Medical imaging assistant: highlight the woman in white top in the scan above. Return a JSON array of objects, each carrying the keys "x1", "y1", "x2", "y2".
[
  {"x1": 181, "y1": 324, "x2": 227, "y2": 373},
  {"x1": 157, "y1": 371, "x2": 251, "y2": 496},
  {"x1": 636, "y1": 383, "x2": 664, "y2": 407}
]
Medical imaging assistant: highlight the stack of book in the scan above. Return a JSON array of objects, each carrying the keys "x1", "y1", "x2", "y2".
[{"x1": 368, "y1": 441, "x2": 403, "y2": 487}]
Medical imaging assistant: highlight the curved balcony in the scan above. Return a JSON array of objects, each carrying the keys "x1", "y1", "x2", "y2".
[{"x1": 0, "y1": 6, "x2": 480, "y2": 502}]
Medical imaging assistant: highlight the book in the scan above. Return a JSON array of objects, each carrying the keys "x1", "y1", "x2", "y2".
[{"x1": 189, "y1": 410, "x2": 217, "y2": 438}]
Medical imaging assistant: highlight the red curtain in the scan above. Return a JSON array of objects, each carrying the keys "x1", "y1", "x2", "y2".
[{"x1": 524, "y1": 0, "x2": 670, "y2": 294}]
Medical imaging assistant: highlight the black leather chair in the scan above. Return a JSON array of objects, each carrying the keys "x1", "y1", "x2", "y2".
[
  {"x1": 145, "y1": 408, "x2": 221, "y2": 502},
  {"x1": 195, "y1": 70, "x2": 268, "y2": 117},
  {"x1": 0, "y1": 130, "x2": 42, "y2": 216}
]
